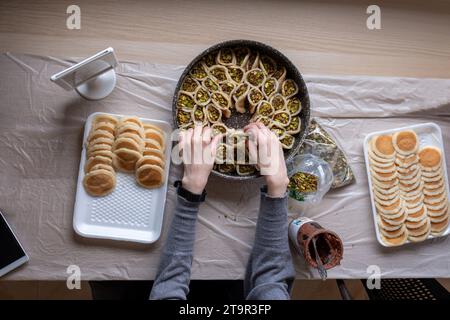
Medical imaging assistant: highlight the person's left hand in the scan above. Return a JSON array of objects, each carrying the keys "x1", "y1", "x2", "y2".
[{"x1": 178, "y1": 125, "x2": 222, "y2": 194}]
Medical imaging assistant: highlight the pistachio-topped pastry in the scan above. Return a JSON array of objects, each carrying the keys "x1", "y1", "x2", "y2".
[
  {"x1": 209, "y1": 65, "x2": 229, "y2": 82},
  {"x1": 262, "y1": 77, "x2": 278, "y2": 99},
  {"x1": 245, "y1": 68, "x2": 266, "y2": 87},
  {"x1": 281, "y1": 79, "x2": 299, "y2": 98},
  {"x1": 177, "y1": 46, "x2": 304, "y2": 176},
  {"x1": 194, "y1": 86, "x2": 211, "y2": 106},
  {"x1": 270, "y1": 93, "x2": 286, "y2": 111},
  {"x1": 202, "y1": 77, "x2": 220, "y2": 92},
  {"x1": 190, "y1": 62, "x2": 208, "y2": 80},
  {"x1": 181, "y1": 76, "x2": 199, "y2": 92},
  {"x1": 177, "y1": 92, "x2": 195, "y2": 111},
  {"x1": 286, "y1": 97, "x2": 302, "y2": 116},
  {"x1": 217, "y1": 48, "x2": 236, "y2": 66}
]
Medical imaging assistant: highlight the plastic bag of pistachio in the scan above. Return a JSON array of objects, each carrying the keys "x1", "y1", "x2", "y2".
[{"x1": 297, "y1": 118, "x2": 355, "y2": 189}]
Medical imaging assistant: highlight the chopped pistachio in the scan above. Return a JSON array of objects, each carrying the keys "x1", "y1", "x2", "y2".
[{"x1": 177, "y1": 93, "x2": 195, "y2": 110}]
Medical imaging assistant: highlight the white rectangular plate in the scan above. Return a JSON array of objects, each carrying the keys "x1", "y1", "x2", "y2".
[
  {"x1": 363, "y1": 122, "x2": 450, "y2": 247},
  {"x1": 73, "y1": 112, "x2": 172, "y2": 244}
]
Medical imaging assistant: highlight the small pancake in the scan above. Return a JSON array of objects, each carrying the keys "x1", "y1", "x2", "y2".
[
  {"x1": 112, "y1": 137, "x2": 143, "y2": 153},
  {"x1": 93, "y1": 114, "x2": 119, "y2": 126},
  {"x1": 395, "y1": 155, "x2": 419, "y2": 168},
  {"x1": 402, "y1": 189, "x2": 424, "y2": 201},
  {"x1": 421, "y1": 168, "x2": 443, "y2": 178},
  {"x1": 144, "y1": 138, "x2": 162, "y2": 150},
  {"x1": 112, "y1": 154, "x2": 137, "y2": 173},
  {"x1": 427, "y1": 203, "x2": 448, "y2": 217},
  {"x1": 408, "y1": 228, "x2": 430, "y2": 242},
  {"x1": 88, "y1": 137, "x2": 115, "y2": 148},
  {"x1": 115, "y1": 123, "x2": 145, "y2": 139},
  {"x1": 88, "y1": 149, "x2": 114, "y2": 160},
  {"x1": 143, "y1": 147, "x2": 164, "y2": 160},
  {"x1": 87, "y1": 143, "x2": 113, "y2": 156},
  {"x1": 372, "y1": 177, "x2": 398, "y2": 189},
  {"x1": 113, "y1": 148, "x2": 142, "y2": 163},
  {"x1": 397, "y1": 164, "x2": 419, "y2": 174},
  {"x1": 397, "y1": 168, "x2": 421, "y2": 181},
  {"x1": 399, "y1": 175, "x2": 421, "y2": 188},
  {"x1": 371, "y1": 135, "x2": 395, "y2": 158},
  {"x1": 374, "y1": 195, "x2": 401, "y2": 206},
  {"x1": 88, "y1": 129, "x2": 115, "y2": 142},
  {"x1": 407, "y1": 218, "x2": 430, "y2": 236},
  {"x1": 418, "y1": 146, "x2": 441, "y2": 169},
  {"x1": 371, "y1": 163, "x2": 396, "y2": 174},
  {"x1": 424, "y1": 192, "x2": 447, "y2": 205},
  {"x1": 84, "y1": 155, "x2": 113, "y2": 173},
  {"x1": 144, "y1": 129, "x2": 165, "y2": 150},
  {"x1": 83, "y1": 169, "x2": 116, "y2": 197},
  {"x1": 135, "y1": 155, "x2": 165, "y2": 170},
  {"x1": 429, "y1": 211, "x2": 449, "y2": 223},
  {"x1": 90, "y1": 164, "x2": 115, "y2": 174},
  {"x1": 373, "y1": 184, "x2": 399, "y2": 195},
  {"x1": 143, "y1": 123, "x2": 164, "y2": 134},
  {"x1": 369, "y1": 158, "x2": 395, "y2": 168},
  {"x1": 116, "y1": 132, "x2": 145, "y2": 149},
  {"x1": 374, "y1": 189, "x2": 399, "y2": 201},
  {"x1": 379, "y1": 207, "x2": 406, "y2": 219},
  {"x1": 380, "y1": 224, "x2": 407, "y2": 238},
  {"x1": 381, "y1": 229, "x2": 408, "y2": 246},
  {"x1": 422, "y1": 173, "x2": 444, "y2": 183},
  {"x1": 376, "y1": 198, "x2": 403, "y2": 215},
  {"x1": 378, "y1": 216, "x2": 403, "y2": 232},
  {"x1": 136, "y1": 164, "x2": 165, "y2": 189},
  {"x1": 423, "y1": 184, "x2": 446, "y2": 196},
  {"x1": 404, "y1": 194, "x2": 424, "y2": 209},
  {"x1": 405, "y1": 217, "x2": 428, "y2": 230},
  {"x1": 424, "y1": 178, "x2": 445, "y2": 190},
  {"x1": 426, "y1": 198, "x2": 448, "y2": 211},
  {"x1": 380, "y1": 210, "x2": 407, "y2": 226},
  {"x1": 370, "y1": 169, "x2": 397, "y2": 182},
  {"x1": 430, "y1": 217, "x2": 448, "y2": 233},
  {"x1": 368, "y1": 148, "x2": 395, "y2": 163},
  {"x1": 92, "y1": 122, "x2": 116, "y2": 135},
  {"x1": 119, "y1": 116, "x2": 144, "y2": 128},
  {"x1": 406, "y1": 204, "x2": 427, "y2": 222},
  {"x1": 393, "y1": 130, "x2": 418, "y2": 155},
  {"x1": 402, "y1": 181, "x2": 423, "y2": 198}
]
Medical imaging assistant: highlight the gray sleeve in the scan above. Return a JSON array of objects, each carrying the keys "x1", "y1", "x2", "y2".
[
  {"x1": 244, "y1": 188, "x2": 295, "y2": 300},
  {"x1": 149, "y1": 194, "x2": 200, "y2": 300}
]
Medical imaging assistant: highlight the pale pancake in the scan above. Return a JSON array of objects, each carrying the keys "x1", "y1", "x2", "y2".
[
  {"x1": 119, "y1": 116, "x2": 144, "y2": 128},
  {"x1": 144, "y1": 138, "x2": 162, "y2": 150},
  {"x1": 408, "y1": 219, "x2": 431, "y2": 238},
  {"x1": 92, "y1": 122, "x2": 116, "y2": 135},
  {"x1": 112, "y1": 154, "x2": 136, "y2": 173},
  {"x1": 418, "y1": 146, "x2": 441, "y2": 169},
  {"x1": 404, "y1": 194, "x2": 424, "y2": 209},
  {"x1": 90, "y1": 164, "x2": 115, "y2": 174},
  {"x1": 374, "y1": 189, "x2": 399, "y2": 201},
  {"x1": 424, "y1": 178, "x2": 445, "y2": 190},
  {"x1": 423, "y1": 184, "x2": 446, "y2": 196},
  {"x1": 374, "y1": 195, "x2": 401, "y2": 206},
  {"x1": 427, "y1": 203, "x2": 448, "y2": 217},
  {"x1": 422, "y1": 173, "x2": 444, "y2": 183},
  {"x1": 375, "y1": 198, "x2": 403, "y2": 215},
  {"x1": 380, "y1": 224, "x2": 407, "y2": 238},
  {"x1": 372, "y1": 177, "x2": 398, "y2": 189},
  {"x1": 426, "y1": 199, "x2": 448, "y2": 211},
  {"x1": 379, "y1": 207, "x2": 406, "y2": 220},
  {"x1": 381, "y1": 229, "x2": 408, "y2": 246},
  {"x1": 406, "y1": 205, "x2": 427, "y2": 222},
  {"x1": 393, "y1": 130, "x2": 418, "y2": 155},
  {"x1": 88, "y1": 129, "x2": 115, "y2": 142},
  {"x1": 402, "y1": 181, "x2": 423, "y2": 198},
  {"x1": 115, "y1": 123, "x2": 145, "y2": 139},
  {"x1": 87, "y1": 144, "x2": 112, "y2": 156},
  {"x1": 380, "y1": 211, "x2": 407, "y2": 226},
  {"x1": 371, "y1": 135, "x2": 395, "y2": 158},
  {"x1": 93, "y1": 114, "x2": 119, "y2": 126},
  {"x1": 397, "y1": 164, "x2": 419, "y2": 174},
  {"x1": 408, "y1": 228, "x2": 430, "y2": 242},
  {"x1": 144, "y1": 129, "x2": 165, "y2": 150},
  {"x1": 395, "y1": 155, "x2": 418, "y2": 168},
  {"x1": 402, "y1": 189, "x2": 424, "y2": 201},
  {"x1": 83, "y1": 168, "x2": 116, "y2": 197},
  {"x1": 405, "y1": 216, "x2": 428, "y2": 230},
  {"x1": 378, "y1": 216, "x2": 403, "y2": 232},
  {"x1": 136, "y1": 164, "x2": 165, "y2": 189},
  {"x1": 429, "y1": 211, "x2": 449, "y2": 223},
  {"x1": 88, "y1": 137, "x2": 114, "y2": 148},
  {"x1": 370, "y1": 169, "x2": 397, "y2": 182},
  {"x1": 373, "y1": 184, "x2": 399, "y2": 195},
  {"x1": 84, "y1": 155, "x2": 113, "y2": 173},
  {"x1": 397, "y1": 168, "x2": 421, "y2": 181},
  {"x1": 430, "y1": 217, "x2": 448, "y2": 233},
  {"x1": 143, "y1": 123, "x2": 164, "y2": 134},
  {"x1": 371, "y1": 163, "x2": 396, "y2": 174},
  {"x1": 368, "y1": 148, "x2": 395, "y2": 163},
  {"x1": 113, "y1": 137, "x2": 143, "y2": 153},
  {"x1": 116, "y1": 132, "x2": 145, "y2": 149},
  {"x1": 424, "y1": 192, "x2": 447, "y2": 205},
  {"x1": 88, "y1": 149, "x2": 114, "y2": 160},
  {"x1": 399, "y1": 176, "x2": 422, "y2": 188},
  {"x1": 369, "y1": 158, "x2": 395, "y2": 168},
  {"x1": 135, "y1": 155, "x2": 165, "y2": 170},
  {"x1": 421, "y1": 168, "x2": 443, "y2": 179},
  {"x1": 143, "y1": 147, "x2": 164, "y2": 160}
]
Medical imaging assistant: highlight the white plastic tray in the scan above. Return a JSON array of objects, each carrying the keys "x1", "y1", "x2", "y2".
[
  {"x1": 73, "y1": 112, "x2": 172, "y2": 244},
  {"x1": 363, "y1": 122, "x2": 450, "y2": 247}
]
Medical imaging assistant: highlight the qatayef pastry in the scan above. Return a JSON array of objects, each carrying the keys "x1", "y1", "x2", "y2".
[
  {"x1": 370, "y1": 135, "x2": 396, "y2": 159},
  {"x1": 227, "y1": 66, "x2": 245, "y2": 83},
  {"x1": 418, "y1": 146, "x2": 442, "y2": 170},
  {"x1": 280, "y1": 134, "x2": 295, "y2": 150},
  {"x1": 176, "y1": 109, "x2": 193, "y2": 127},
  {"x1": 205, "y1": 104, "x2": 222, "y2": 123},
  {"x1": 217, "y1": 48, "x2": 236, "y2": 66},
  {"x1": 245, "y1": 68, "x2": 266, "y2": 87},
  {"x1": 272, "y1": 65, "x2": 286, "y2": 83},
  {"x1": 83, "y1": 169, "x2": 116, "y2": 197},
  {"x1": 262, "y1": 77, "x2": 278, "y2": 99},
  {"x1": 255, "y1": 101, "x2": 274, "y2": 117},
  {"x1": 247, "y1": 87, "x2": 264, "y2": 113},
  {"x1": 285, "y1": 116, "x2": 302, "y2": 134},
  {"x1": 202, "y1": 51, "x2": 217, "y2": 68},
  {"x1": 220, "y1": 81, "x2": 235, "y2": 95},
  {"x1": 211, "y1": 91, "x2": 231, "y2": 110},
  {"x1": 252, "y1": 115, "x2": 272, "y2": 128},
  {"x1": 272, "y1": 110, "x2": 291, "y2": 127},
  {"x1": 202, "y1": 77, "x2": 220, "y2": 92},
  {"x1": 233, "y1": 47, "x2": 251, "y2": 67},
  {"x1": 259, "y1": 55, "x2": 277, "y2": 76},
  {"x1": 177, "y1": 91, "x2": 196, "y2": 111},
  {"x1": 192, "y1": 105, "x2": 206, "y2": 124},
  {"x1": 209, "y1": 65, "x2": 229, "y2": 82},
  {"x1": 286, "y1": 97, "x2": 302, "y2": 116},
  {"x1": 217, "y1": 163, "x2": 236, "y2": 173},
  {"x1": 136, "y1": 155, "x2": 165, "y2": 170},
  {"x1": 211, "y1": 123, "x2": 228, "y2": 136},
  {"x1": 194, "y1": 86, "x2": 211, "y2": 106},
  {"x1": 136, "y1": 164, "x2": 165, "y2": 189},
  {"x1": 236, "y1": 164, "x2": 256, "y2": 176},
  {"x1": 392, "y1": 130, "x2": 419, "y2": 155},
  {"x1": 270, "y1": 93, "x2": 286, "y2": 111},
  {"x1": 281, "y1": 79, "x2": 299, "y2": 98},
  {"x1": 245, "y1": 51, "x2": 260, "y2": 70},
  {"x1": 232, "y1": 83, "x2": 250, "y2": 113},
  {"x1": 181, "y1": 76, "x2": 200, "y2": 92},
  {"x1": 189, "y1": 62, "x2": 208, "y2": 80}
]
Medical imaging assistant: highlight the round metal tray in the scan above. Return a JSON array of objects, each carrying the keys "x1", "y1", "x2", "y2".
[{"x1": 172, "y1": 39, "x2": 311, "y2": 180}]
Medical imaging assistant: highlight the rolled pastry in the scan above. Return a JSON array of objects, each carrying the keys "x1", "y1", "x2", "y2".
[
  {"x1": 247, "y1": 87, "x2": 265, "y2": 113},
  {"x1": 270, "y1": 93, "x2": 286, "y2": 111},
  {"x1": 220, "y1": 81, "x2": 236, "y2": 95},
  {"x1": 216, "y1": 48, "x2": 236, "y2": 66},
  {"x1": 189, "y1": 62, "x2": 208, "y2": 80},
  {"x1": 205, "y1": 103, "x2": 222, "y2": 123},
  {"x1": 281, "y1": 79, "x2": 299, "y2": 98},
  {"x1": 286, "y1": 97, "x2": 302, "y2": 116},
  {"x1": 202, "y1": 77, "x2": 220, "y2": 92},
  {"x1": 227, "y1": 66, "x2": 245, "y2": 84},
  {"x1": 209, "y1": 65, "x2": 230, "y2": 82},
  {"x1": 262, "y1": 77, "x2": 279, "y2": 99},
  {"x1": 177, "y1": 91, "x2": 196, "y2": 111},
  {"x1": 233, "y1": 47, "x2": 251, "y2": 67},
  {"x1": 194, "y1": 86, "x2": 211, "y2": 106},
  {"x1": 244, "y1": 68, "x2": 266, "y2": 87},
  {"x1": 181, "y1": 76, "x2": 200, "y2": 93},
  {"x1": 272, "y1": 110, "x2": 291, "y2": 127},
  {"x1": 285, "y1": 116, "x2": 301, "y2": 134},
  {"x1": 259, "y1": 55, "x2": 277, "y2": 76},
  {"x1": 231, "y1": 83, "x2": 250, "y2": 113}
]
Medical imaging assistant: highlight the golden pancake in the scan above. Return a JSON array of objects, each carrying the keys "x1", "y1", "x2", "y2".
[
  {"x1": 372, "y1": 177, "x2": 398, "y2": 189},
  {"x1": 90, "y1": 164, "x2": 115, "y2": 174},
  {"x1": 374, "y1": 189, "x2": 399, "y2": 201},
  {"x1": 373, "y1": 184, "x2": 399, "y2": 195},
  {"x1": 93, "y1": 114, "x2": 119, "y2": 126},
  {"x1": 399, "y1": 176, "x2": 422, "y2": 188},
  {"x1": 380, "y1": 224, "x2": 407, "y2": 238},
  {"x1": 113, "y1": 148, "x2": 142, "y2": 163},
  {"x1": 144, "y1": 138, "x2": 162, "y2": 150},
  {"x1": 404, "y1": 194, "x2": 424, "y2": 209},
  {"x1": 393, "y1": 130, "x2": 418, "y2": 155},
  {"x1": 397, "y1": 168, "x2": 421, "y2": 181},
  {"x1": 370, "y1": 157, "x2": 395, "y2": 168},
  {"x1": 116, "y1": 132, "x2": 145, "y2": 149},
  {"x1": 83, "y1": 169, "x2": 116, "y2": 197},
  {"x1": 376, "y1": 198, "x2": 403, "y2": 215},
  {"x1": 88, "y1": 149, "x2": 114, "y2": 159},
  {"x1": 379, "y1": 207, "x2": 406, "y2": 219},
  {"x1": 371, "y1": 135, "x2": 395, "y2": 158},
  {"x1": 370, "y1": 169, "x2": 397, "y2": 182},
  {"x1": 397, "y1": 164, "x2": 419, "y2": 174},
  {"x1": 380, "y1": 211, "x2": 407, "y2": 226},
  {"x1": 406, "y1": 202, "x2": 426, "y2": 215},
  {"x1": 368, "y1": 148, "x2": 395, "y2": 163},
  {"x1": 378, "y1": 216, "x2": 403, "y2": 231},
  {"x1": 371, "y1": 163, "x2": 396, "y2": 174},
  {"x1": 115, "y1": 123, "x2": 145, "y2": 139},
  {"x1": 418, "y1": 146, "x2": 441, "y2": 169},
  {"x1": 136, "y1": 155, "x2": 165, "y2": 170},
  {"x1": 143, "y1": 123, "x2": 164, "y2": 134},
  {"x1": 408, "y1": 228, "x2": 430, "y2": 242},
  {"x1": 407, "y1": 218, "x2": 430, "y2": 236},
  {"x1": 144, "y1": 129, "x2": 165, "y2": 150},
  {"x1": 421, "y1": 168, "x2": 443, "y2": 178},
  {"x1": 143, "y1": 147, "x2": 164, "y2": 160},
  {"x1": 405, "y1": 216, "x2": 428, "y2": 230},
  {"x1": 135, "y1": 164, "x2": 165, "y2": 189},
  {"x1": 424, "y1": 178, "x2": 445, "y2": 190},
  {"x1": 374, "y1": 195, "x2": 401, "y2": 206},
  {"x1": 424, "y1": 192, "x2": 447, "y2": 205},
  {"x1": 88, "y1": 129, "x2": 115, "y2": 142},
  {"x1": 427, "y1": 203, "x2": 448, "y2": 217},
  {"x1": 430, "y1": 217, "x2": 449, "y2": 233},
  {"x1": 395, "y1": 155, "x2": 419, "y2": 168},
  {"x1": 92, "y1": 122, "x2": 116, "y2": 135},
  {"x1": 88, "y1": 137, "x2": 115, "y2": 148},
  {"x1": 402, "y1": 182, "x2": 423, "y2": 198},
  {"x1": 422, "y1": 173, "x2": 444, "y2": 183},
  {"x1": 112, "y1": 154, "x2": 136, "y2": 173},
  {"x1": 119, "y1": 116, "x2": 144, "y2": 128},
  {"x1": 426, "y1": 198, "x2": 448, "y2": 211},
  {"x1": 84, "y1": 155, "x2": 113, "y2": 173},
  {"x1": 381, "y1": 230, "x2": 408, "y2": 246},
  {"x1": 429, "y1": 210, "x2": 448, "y2": 223},
  {"x1": 402, "y1": 189, "x2": 424, "y2": 202},
  {"x1": 113, "y1": 137, "x2": 143, "y2": 153}
]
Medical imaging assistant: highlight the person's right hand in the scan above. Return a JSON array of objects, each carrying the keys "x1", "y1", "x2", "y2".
[{"x1": 244, "y1": 122, "x2": 289, "y2": 198}]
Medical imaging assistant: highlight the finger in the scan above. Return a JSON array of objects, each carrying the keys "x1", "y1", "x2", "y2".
[
  {"x1": 210, "y1": 133, "x2": 224, "y2": 154},
  {"x1": 202, "y1": 126, "x2": 212, "y2": 145},
  {"x1": 244, "y1": 122, "x2": 258, "y2": 131},
  {"x1": 254, "y1": 121, "x2": 266, "y2": 130},
  {"x1": 192, "y1": 124, "x2": 203, "y2": 164},
  {"x1": 183, "y1": 128, "x2": 194, "y2": 164}
]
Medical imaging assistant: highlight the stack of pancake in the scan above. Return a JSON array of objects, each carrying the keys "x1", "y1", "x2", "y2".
[
  {"x1": 82, "y1": 114, "x2": 166, "y2": 196},
  {"x1": 83, "y1": 115, "x2": 118, "y2": 196},
  {"x1": 368, "y1": 129, "x2": 449, "y2": 246}
]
